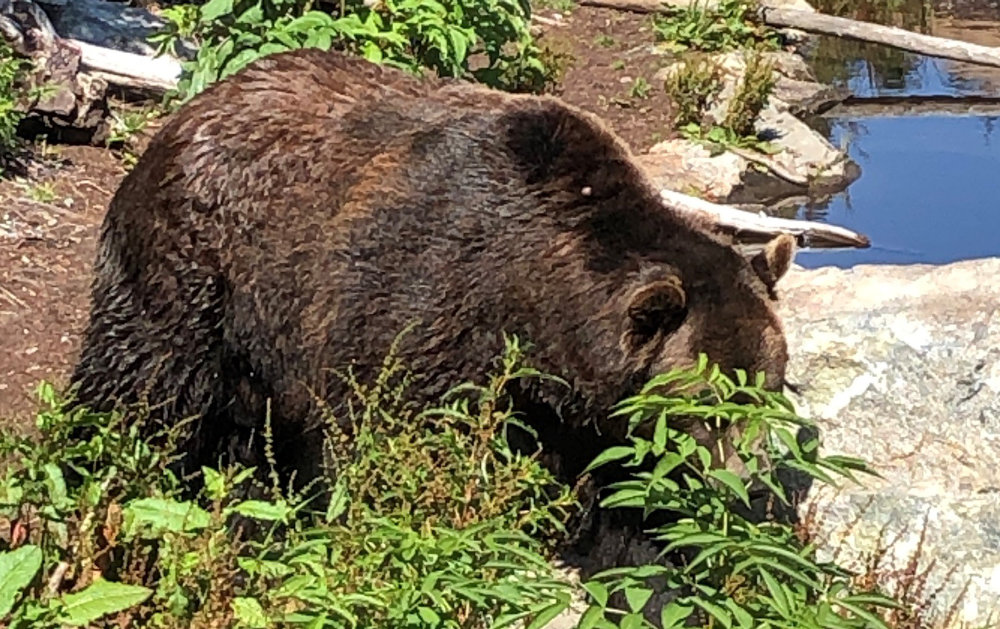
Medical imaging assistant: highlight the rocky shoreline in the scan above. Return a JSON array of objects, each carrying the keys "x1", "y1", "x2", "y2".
[{"x1": 634, "y1": 0, "x2": 862, "y2": 208}]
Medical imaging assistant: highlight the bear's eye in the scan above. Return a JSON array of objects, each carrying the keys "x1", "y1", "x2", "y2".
[{"x1": 626, "y1": 277, "x2": 688, "y2": 344}]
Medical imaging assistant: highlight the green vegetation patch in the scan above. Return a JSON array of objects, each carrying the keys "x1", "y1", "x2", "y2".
[{"x1": 0, "y1": 335, "x2": 907, "y2": 627}]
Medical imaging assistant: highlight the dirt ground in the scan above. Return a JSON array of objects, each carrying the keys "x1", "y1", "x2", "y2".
[{"x1": 0, "y1": 5, "x2": 678, "y2": 425}]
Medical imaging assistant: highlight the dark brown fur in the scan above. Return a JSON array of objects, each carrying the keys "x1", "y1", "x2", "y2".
[{"x1": 68, "y1": 48, "x2": 794, "y2": 487}]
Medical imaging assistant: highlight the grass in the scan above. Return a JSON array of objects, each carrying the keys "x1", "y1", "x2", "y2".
[{"x1": 0, "y1": 334, "x2": 916, "y2": 628}]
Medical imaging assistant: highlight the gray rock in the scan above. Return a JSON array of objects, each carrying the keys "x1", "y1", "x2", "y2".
[
  {"x1": 646, "y1": 49, "x2": 856, "y2": 205},
  {"x1": 42, "y1": 0, "x2": 195, "y2": 58},
  {"x1": 778, "y1": 257, "x2": 1000, "y2": 629}
]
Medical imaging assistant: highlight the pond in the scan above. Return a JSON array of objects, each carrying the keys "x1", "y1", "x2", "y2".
[{"x1": 780, "y1": 0, "x2": 1000, "y2": 268}]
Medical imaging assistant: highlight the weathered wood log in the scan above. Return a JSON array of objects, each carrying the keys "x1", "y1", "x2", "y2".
[
  {"x1": 760, "y1": 6, "x2": 1000, "y2": 69},
  {"x1": 577, "y1": 0, "x2": 1000, "y2": 70},
  {"x1": 660, "y1": 188, "x2": 870, "y2": 249},
  {"x1": 1, "y1": 0, "x2": 182, "y2": 94},
  {"x1": 70, "y1": 39, "x2": 181, "y2": 92}
]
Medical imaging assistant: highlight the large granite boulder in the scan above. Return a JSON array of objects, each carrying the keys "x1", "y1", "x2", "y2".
[
  {"x1": 779, "y1": 256, "x2": 1000, "y2": 629},
  {"x1": 539, "y1": 256, "x2": 1000, "y2": 628}
]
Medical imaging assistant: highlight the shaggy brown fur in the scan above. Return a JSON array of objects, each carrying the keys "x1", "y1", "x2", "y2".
[{"x1": 68, "y1": 48, "x2": 794, "y2": 487}]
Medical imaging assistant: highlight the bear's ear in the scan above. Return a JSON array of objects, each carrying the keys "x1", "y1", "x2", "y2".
[
  {"x1": 501, "y1": 103, "x2": 612, "y2": 185},
  {"x1": 750, "y1": 233, "x2": 796, "y2": 293},
  {"x1": 626, "y1": 276, "x2": 688, "y2": 344}
]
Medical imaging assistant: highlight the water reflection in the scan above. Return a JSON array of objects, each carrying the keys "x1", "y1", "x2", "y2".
[{"x1": 781, "y1": 0, "x2": 1000, "y2": 268}]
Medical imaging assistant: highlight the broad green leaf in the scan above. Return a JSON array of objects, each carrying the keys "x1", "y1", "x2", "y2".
[
  {"x1": 202, "y1": 467, "x2": 224, "y2": 500},
  {"x1": 58, "y1": 579, "x2": 152, "y2": 626},
  {"x1": 581, "y1": 581, "x2": 608, "y2": 607},
  {"x1": 199, "y1": 0, "x2": 233, "y2": 21},
  {"x1": 232, "y1": 597, "x2": 268, "y2": 628},
  {"x1": 122, "y1": 497, "x2": 211, "y2": 536},
  {"x1": 660, "y1": 601, "x2": 694, "y2": 629},
  {"x1": 229, "y1": 499, "x2": 292, "y2": 522},
  {"x1": 707, "y1": 469, "x2": 751, "y2": 507},
  {"x1": 624, "y1": 585, "x2": 653, "y2": 613},
  {"x1": 417, "y1": 606, "x2": 441, "y2": 625},
  {"x1": 0, "y1": 545, "x2": 42, "y2": 617},
  {"x1": 583, "y1": 446, "x2": 635, "y2": 474}
]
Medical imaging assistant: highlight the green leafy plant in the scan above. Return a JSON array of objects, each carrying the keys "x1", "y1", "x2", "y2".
[
  {"x1": 722, "y1": 50, "x2": 776, "y2": 138},
  {"x1": 663, "y1": 55, "x2": 723, "y2": 129},
  {"x1": 651, "y1": 0, "x2": 780, "y2": 54},
  {"x1": 150, "y1": 0, "x2": 559, "y2": 105},
  {"x1": 666, "y1": 51, "x2": 780, "y2": 155},
  {"x1": 0, "y1": 338, "x2": 578, "y2": 628},
  {"x1": 627, "y1": 76, "x2": 651, "y2": 99},
  {"x1": 574, "y1": 356, "x2": 905, "y2": 627}
]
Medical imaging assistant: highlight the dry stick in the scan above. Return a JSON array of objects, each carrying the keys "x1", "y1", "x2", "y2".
[
  {"x1": 579, "y1": 0, "x2": 1000, "y2": 69},
  {"x1": 659, "y1": 188, "x2": 871, "y2": 248}
]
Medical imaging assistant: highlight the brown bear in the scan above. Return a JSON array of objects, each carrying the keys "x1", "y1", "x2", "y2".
[{"x1": 67, "y1": 48, "x2": 795, "y2": 490}]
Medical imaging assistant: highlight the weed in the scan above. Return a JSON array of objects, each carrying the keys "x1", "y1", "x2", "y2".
[
  {"x1": 651, "y1": 0, "x2": 780, "y2": 54},
  {"x1": 0, "y1": 340, "x2": 912, "y2": 627},
  {"x1": 627, "y1": 76, "x2": 651, "y2": 99},
  {"x1": 26, "y1": 181, "x2": 56, "y2": 203},
  {"x1": 0, "y1": 42, "x2": 32, "y2": 172},
  {"x1": 611, "y1": 59, "x2": 626, "y2": 71},
  {"x1": 105, "y1": 107, "x2": 160, "y2": 169},
  {"x1": 722, "y1": 50, "x2": 776, "y2": 138},
  {"x1": 576, "y1": 357, "x2": 909, "y2": 627},
  {"x1": 533, "y1": 0, "x2": 577, "y2": 12},
  {"x1": 594, "y1": 33, "x2": 616, "y2": 47},
  {"x1": 663, "y1": 55, "x2": 723, "y2": 128},
  {"x1": 665, "y1": 51, "x2": 780, "y2": 155},
  {"x1": 0, "y1": 338, "x2": 578, "y2": 628}
]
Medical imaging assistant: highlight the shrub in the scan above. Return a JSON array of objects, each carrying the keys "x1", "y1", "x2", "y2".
[
  {"x1": 150, "y1": 0, "x2": 559, "y2": 104},
  {"x1": 651, "y1": 0, "x2": 780, "y2": 54},
  {"x1": 663, "y1": 55, "x2": 723, "y2": 129},
  {"x1": 574, "y1": 356, "x2": 906, "y2": 627},
  {"x1": 722, "y1": 50, "x2": 776, "y2": 138},
  {"x1": 0, "y1": 341, "x2": 910, "y2": 628}
]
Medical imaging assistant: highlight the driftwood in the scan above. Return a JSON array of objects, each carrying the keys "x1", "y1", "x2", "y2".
[
  {"x1": 660, "y1": 188, "x2": 870, "y2": 249},
  {"x1": 577, "y1": 0, "x2": 1000, "y2": 70},
  {"x1": 760, "y1": 6, "x2": 1000, "y2": 69},
  {"x1": 71, "y1": 39, "x2": 181, "y2": 92}
]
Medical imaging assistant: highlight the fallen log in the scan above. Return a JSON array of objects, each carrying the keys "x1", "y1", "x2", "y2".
[
  {"x1": 760, "y1": 6, "x2": 1000, "y2": 69},
  {"x1": 71, "y1": 39, "x2": 181, "y2": 92},
  {"x1": 660, "y1": 188, "x2": 870, "y2": 249},
  {"x1": 577, "y1": 0, "x2": 1000, "y2": 70},
  {"x1": 1, "y1": 0, "x2": 182, "y2": 94}
]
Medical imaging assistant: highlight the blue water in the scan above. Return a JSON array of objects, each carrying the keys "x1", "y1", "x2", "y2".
[{"x1": 788, "y1": 54, "x2": 1000, "y2": 268}]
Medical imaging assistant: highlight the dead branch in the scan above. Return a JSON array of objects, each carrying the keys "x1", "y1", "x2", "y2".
[{"x1": 660, "y1": 188, "x2": 870, "y2": 249}]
